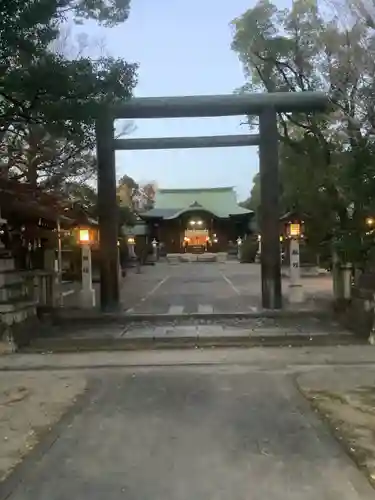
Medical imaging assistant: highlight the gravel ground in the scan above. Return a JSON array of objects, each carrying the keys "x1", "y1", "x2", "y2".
[
  {"x1": 297, "y1": 369, "x2": 375, "y2": 489},
  {"x1": 0, "y1": 371, "x2": 87, "y2": 482}
]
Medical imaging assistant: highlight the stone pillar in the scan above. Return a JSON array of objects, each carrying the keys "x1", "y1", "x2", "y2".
[
  {"x1": 236, "y1": 237, "x2": 242, "y2": 260},
  {"x1": 259, "y1": 107, "x2": 282, "y2": 309},
  {"x1": 79, "y1": 244, "x2": 95, "y2": 308},
  {"x1": 152, "y1": 238, "x2": 158, "y2": 261},
  {"x1": 43, "y1": 249, "x2": 58, "y2": 307},
  {"x1": 288, "y1": 238, "x2": 304, "y2": 303}
]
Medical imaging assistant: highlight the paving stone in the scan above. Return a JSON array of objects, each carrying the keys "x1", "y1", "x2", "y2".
[
  {"x1": 198, "y1": 328, "x2": 251, "y2": 338},
  {"x1": 164, "y1": 326, "x2": 198, "y2": 337},
  {"x1": 250, "y1": 328, "x2": 288, "y2": 337},
  {"x1": 124, "y1": 328, "x2": 159, "y2": 339}
]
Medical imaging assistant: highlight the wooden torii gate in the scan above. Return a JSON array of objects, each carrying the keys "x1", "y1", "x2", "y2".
[{"x1": 95, "y1": 92, "x2": 329, "y2": 312}]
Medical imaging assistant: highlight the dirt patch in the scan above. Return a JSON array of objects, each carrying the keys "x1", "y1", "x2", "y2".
[
  {"x1": 0, "y1": 371, "x2": 87, "y2": 482},
  {"x1": 300, "y1": 384, "x2": 375, "y2": 488}
]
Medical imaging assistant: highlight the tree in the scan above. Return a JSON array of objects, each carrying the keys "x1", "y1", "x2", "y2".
[
  {"x1": 0, "y1": 26, "x2": 136, "y2": 191},
  {"x1": 231, "y1": 0, "x2": 375, "y2": 267},
  {"x1": 240, "y1": 173, "x2": 260, "y2": 212},
  {"x1": 0, "y1": 0, "x2": 137, "y2": 139},
  {"x1": 135, "y1": 181, "x2": 157, "y2": 211},
  {"x1": 0, "y1": 124, "x2": 96, "y2": 187}
]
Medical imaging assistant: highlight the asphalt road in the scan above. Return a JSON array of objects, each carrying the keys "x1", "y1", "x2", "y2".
[{"x1": 3, "y1": 366, "x2": 373, "y2": 500}]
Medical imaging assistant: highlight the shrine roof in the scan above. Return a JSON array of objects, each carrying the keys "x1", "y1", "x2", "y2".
[{"x1": 141, "y1": 187, "x2": 252, "y2": 219}]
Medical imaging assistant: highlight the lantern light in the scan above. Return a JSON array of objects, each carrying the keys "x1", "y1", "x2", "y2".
[
  {"x1": 79, "y1": 228, "x2": 90, "y2": 244},
  {"x1": 127, "y1": 237, "x2": 135, "y2": 244},
  {"x1": 289, "y1": 223, "x2": 301, "y2": 237}
]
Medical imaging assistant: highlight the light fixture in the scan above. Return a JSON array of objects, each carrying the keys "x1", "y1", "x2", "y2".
[
  {"x1": 197, "y1": 220, "x2": 203, "y2": 225},
  {"x1": 79, "y1": 228, "x2": 90, "y2": 244},
  {"x1": 289, "y1": 223, "x2": 301, "y2": 238},
  {"x1": 127, "y1": 237, "x2": 135, "y2": 244},
  {"x1": 189, "y1": 220, "x2": 196, "y2": 225}
]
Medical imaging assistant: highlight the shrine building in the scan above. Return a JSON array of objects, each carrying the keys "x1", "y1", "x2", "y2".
[{"x1": 140, "y1": 187, "x2": 254, "y2": 254}]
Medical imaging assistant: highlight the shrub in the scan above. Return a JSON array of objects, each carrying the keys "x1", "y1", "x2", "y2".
[{"x1": 240, "y1": 236, "x2": 259, "y2": 263}]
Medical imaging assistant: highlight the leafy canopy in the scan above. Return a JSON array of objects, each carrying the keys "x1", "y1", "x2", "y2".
[{"x1": 232, "y1": 0, "x2": 375, "y2": 266}]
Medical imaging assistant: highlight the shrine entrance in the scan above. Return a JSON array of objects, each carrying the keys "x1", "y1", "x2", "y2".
[
  {"x1": 183, "y1": 228, "x2": 210, "y2": 253},
  {"x1": 95, "y1": 92, "x2": 328, "y2": 312}
]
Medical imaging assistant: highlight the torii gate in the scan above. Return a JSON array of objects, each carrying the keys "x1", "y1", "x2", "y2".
[{"x1": 95, "y1": 92, "x2": 328, "y2": 312}]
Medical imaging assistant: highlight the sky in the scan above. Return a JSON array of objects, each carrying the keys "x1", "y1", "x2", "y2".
[{"x1": 80, "y1": 0, "x2": 289, "y2": 201}]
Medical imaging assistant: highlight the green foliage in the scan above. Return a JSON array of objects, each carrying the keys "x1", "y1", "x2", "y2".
[
  {"x1": 0, "y1": 0, "x2": 137, "y2": 136},
  {"x1": 231, "y1": 0, "x2": 375, "y2": 268},
  {"x1": 240, "y1": 236, "x2": 259, "y2": 263},
  {"x1": 61, "y1": 181, "x2": 98, "y2": 214},
  {"x1": 240, "y1": 173, "x2": 260, "y2": 212},
  {"x1": 119, "y1": 205, "x2": 137, "y2": 227},
  {"x1": 118, "y1": 174, "x2": 138, "y2": 192},
  {"x1": 0, "y1": 124, "x2": 97, "y2": 188},
  {"x1": 0, "y1": 0, "x2": 137, "y2": 219}
]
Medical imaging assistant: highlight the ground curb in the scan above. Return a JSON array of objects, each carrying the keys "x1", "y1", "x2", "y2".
[
  {"x1": 21, "y1": 333, "x2": 362, "y2": 353},
  {"x1": 39, "y1": 308, "x2": 334, "y2": 327}
]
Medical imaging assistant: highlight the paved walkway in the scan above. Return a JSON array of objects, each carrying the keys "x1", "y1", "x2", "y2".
[
  {"x1": 64, "y1": 262, "x2": 333, "y2": 314},
  {"x1": 2, "y1": 362, "x2": 374, "y2": 499}
]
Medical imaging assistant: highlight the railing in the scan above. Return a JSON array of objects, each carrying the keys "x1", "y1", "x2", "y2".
[{"x1": 21, "y1": 270, "x2": 57, "y2": 308}]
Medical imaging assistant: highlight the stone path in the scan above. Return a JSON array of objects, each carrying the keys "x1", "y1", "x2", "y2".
[
  {"x1": 62, "y1": 262, "x2": 333, "y2": 314},
  {"x1": 2, "y1": 366, "x2": 374, "y2": 499}
]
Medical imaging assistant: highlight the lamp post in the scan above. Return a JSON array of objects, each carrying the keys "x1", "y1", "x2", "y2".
[
  {"x1": 127, "y1": 236, "x2": 136, "y2": 258},
  {"x1": 236, "y1": 236, "x2": 242, "y2": 260},
  {"x1": 0, "y1": 208, "x2": 7, "y2": 251},
  {"x1": 257, "y1": 234, "x2": 261, "y2": 258},
  {"x1": 286, "y1": 220, "x2": 304, "y2": 303},
  {"x1": 152, "y1": 238, "x2": 158, "y2": 261},
  {"x1": 78, "y1": 228, "x2": 95, "y2": 308}
]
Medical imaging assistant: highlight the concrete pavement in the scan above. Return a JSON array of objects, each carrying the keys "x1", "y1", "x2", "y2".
[
  {"x1": 2, "y1": 362, "x2": 374, "y2": 499},
  {"x1": 61, "y1": 262, "x2": 334, "y2": 314},
  {"x1": 1, "y1": 345, "x2": 375, "y2": 371}
]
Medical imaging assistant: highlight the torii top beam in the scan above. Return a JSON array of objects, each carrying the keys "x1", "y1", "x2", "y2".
[{"x1": 112, "y1": 91, "x2": 329, "y2": 119}]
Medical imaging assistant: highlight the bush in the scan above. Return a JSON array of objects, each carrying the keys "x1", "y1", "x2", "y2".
[{"x1": 240, "y1": 236, "x2": 259, "y2": 263}]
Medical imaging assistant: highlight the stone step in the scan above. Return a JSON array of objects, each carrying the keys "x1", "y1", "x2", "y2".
[
  {"x1": 0, "y1": 301, "x2": 37, "y2": 325},
  {"x1": 0, "y1": 257, "x2": 15, "y2": 272},
  {"x1": 0, "y1": 283, "x2": 29, "y2": 302},
  {"x1": 0, "y1": 270, "x2": 24, "y2": 287},
  {"x1": 0, "y1": 296, "x2": 37, "y2": 311}
]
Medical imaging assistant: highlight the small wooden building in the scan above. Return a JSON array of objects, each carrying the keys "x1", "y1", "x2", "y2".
[{"x1": 0, "y1": 178, "x2": 93, "y2": 270}]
